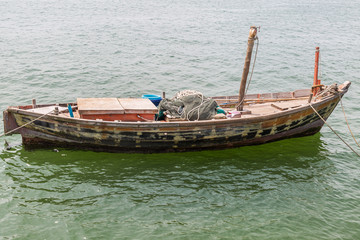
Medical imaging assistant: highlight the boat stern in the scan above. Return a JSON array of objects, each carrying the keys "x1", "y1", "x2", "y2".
[{"x1": 3, "y1": 108, "x2": 20, "y2": 135}]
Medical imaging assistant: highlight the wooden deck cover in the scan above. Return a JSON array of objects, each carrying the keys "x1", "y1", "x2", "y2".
[
  {"x1": 118, "y1": 98, "x2": 158, "y2": 114},
  {"x1": 77, "y1": 98, "x2": 125, "y2": 115},
  {"x1": 77, "y1": 98, "x2": 158, "y2": 121}
]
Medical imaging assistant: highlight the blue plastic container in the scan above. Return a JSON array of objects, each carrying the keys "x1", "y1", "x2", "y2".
[{"x1": 142, "y1": 94, "x2": 162, "y2": 106}]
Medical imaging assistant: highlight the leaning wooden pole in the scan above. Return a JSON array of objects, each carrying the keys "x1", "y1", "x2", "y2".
[{"x1": 237, "y1": 26, "x2": 258, "y2": 111}]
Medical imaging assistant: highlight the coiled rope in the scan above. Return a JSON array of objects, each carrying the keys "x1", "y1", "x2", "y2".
[
  {"x1": 173, "y1": 90, "x2": 212, "y2": 121},
  {"x1": 185, "y1": 94, "x2": 212, "y2": 121}
]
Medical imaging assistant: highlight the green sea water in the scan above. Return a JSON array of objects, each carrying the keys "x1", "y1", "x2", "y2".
[{"x1": 1, "y1": 0, "x2": 360, "y2": 239}]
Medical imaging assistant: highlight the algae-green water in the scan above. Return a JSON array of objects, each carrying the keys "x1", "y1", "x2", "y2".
[{"x1": 1, "y1": 0, "x2": 360, "y2": 239}]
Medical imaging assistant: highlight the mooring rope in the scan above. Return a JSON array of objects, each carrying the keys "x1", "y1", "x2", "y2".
[
  {"x1": 339, "y1": 96, "x2": 360, "y2": 148},
  {"x1": 245, "y1": 36, "x2": 259, "y2": 94},
  {"x1": 309, "y1": 103, "x2": 360, "y2": 157},
  {"x1": 0, "y1": 110, "x2": 54, "y2": 138}
]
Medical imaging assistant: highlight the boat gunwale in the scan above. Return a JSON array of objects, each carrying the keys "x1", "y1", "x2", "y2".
[{"x1": 5, "y1": 85, "x2": 349, "y2": 129}]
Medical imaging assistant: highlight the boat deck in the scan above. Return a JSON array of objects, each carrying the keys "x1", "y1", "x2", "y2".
[
  {"x1": 239, "y1": 99, "x2": 308, "y2": 118},
  {"x1": 22, "y1": 97, "x2": 309, "y2": 122},
  {"x1": 16, "y1": 88, "x2": 312, "y2": 122}
]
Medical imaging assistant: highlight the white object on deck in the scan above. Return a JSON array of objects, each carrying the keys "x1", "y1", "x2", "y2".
[{"x1": 26, "y1": 106, "x2": 68, "y2": 114}]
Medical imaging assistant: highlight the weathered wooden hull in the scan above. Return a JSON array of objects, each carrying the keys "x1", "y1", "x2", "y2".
[{"x1": 3, "y1": 84, "x2": 350, "y2": 153}]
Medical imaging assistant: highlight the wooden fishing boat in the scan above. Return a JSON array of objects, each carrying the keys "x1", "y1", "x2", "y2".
[
  {"x1": 2, "y1": 82, "x2": 350, "y2": 153},
  {"x1": 2, "y1": 27, "x2": 351, "y2": 153}
]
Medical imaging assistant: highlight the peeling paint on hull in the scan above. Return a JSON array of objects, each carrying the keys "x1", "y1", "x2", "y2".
[{"x1": 3, "y1": 88, "x2": 348, "y2": 153}]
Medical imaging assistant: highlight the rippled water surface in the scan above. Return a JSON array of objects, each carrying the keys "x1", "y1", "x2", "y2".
[{"x1": 1, "y1": 0, "x2": 360, "y2": 239}]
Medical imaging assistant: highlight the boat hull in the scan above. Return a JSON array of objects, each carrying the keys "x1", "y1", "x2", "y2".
[{"x1": 3, "y1": 90, "x2": 346, "y2": 153}]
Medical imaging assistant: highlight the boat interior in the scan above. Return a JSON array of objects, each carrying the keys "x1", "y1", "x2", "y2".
[{"x1": 14, "y1": 88, "x2": 316, "y2": 122}]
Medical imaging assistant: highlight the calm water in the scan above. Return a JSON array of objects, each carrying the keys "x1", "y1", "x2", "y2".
[{"x1": 1, "y1": 0, "x2": 360, "y2": 239}]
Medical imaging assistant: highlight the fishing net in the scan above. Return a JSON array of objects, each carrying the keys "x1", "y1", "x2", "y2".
[{"x1": 158, "y1": 90, "x2": 218, "y2": 121}]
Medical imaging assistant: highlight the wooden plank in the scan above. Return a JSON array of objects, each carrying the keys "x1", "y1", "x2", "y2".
[
  {"x1": 271, "y1": 102, "x2": 302, "y2": 111},
  {"x1": 217, "y1": 97, "x2": 308, "y2": 107},
  {"x1": 213, "y1": 89, "x2": 311, "y2": 100},
  {"x1": 271, "y1": 104, "x2": 287, "y2": 111},
  {"x1": 118, "y1": 98, "x2": 158, "y2": 114},
  {"x1": 272, "y1": 92, "x2": 293, "y2": 99},
  {"x1": 294, "y1": 89, "x2": 311, "y2": 98},
  {"x1": 77, "y1": 98, "x2": 125, "y2": 115}
]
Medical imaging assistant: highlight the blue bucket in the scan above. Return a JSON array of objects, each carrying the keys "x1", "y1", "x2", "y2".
[{"x1": 142, "y1": 94, "x2": 162, "y2": 106}]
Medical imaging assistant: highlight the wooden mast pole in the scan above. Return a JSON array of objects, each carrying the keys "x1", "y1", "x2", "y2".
[{"x1": 237, "y1": 26, "x2": 258, "y2": 111}]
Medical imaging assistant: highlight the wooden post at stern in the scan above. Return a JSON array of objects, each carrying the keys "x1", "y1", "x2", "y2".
[
  {"x1": 237, "y1": 26, "x2": 258, "y2": 111},
  {"x1": 32, "y1": 99, "x2": 37, "y2": 109}
]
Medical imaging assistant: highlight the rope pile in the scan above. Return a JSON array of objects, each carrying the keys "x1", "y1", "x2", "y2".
[
  {"x1": 172, "y1": 90, "x2": 214, "y2": 121},
  {"x1": 314, "y1": 83, "x2": 338, "y2": 101}
]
